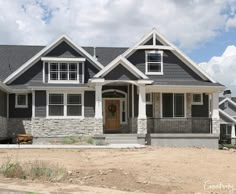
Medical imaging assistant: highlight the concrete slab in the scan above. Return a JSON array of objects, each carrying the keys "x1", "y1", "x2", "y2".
[{"x1": 0, "y1": 144, "x2": 146, "y2": 149}]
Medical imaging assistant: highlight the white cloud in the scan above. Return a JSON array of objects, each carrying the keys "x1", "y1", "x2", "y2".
[
  {"x1": 0, "y1": 0, "x2": 235, "y2": 49},
  {"x1": 199, "y1": 45, "x2": 236, "y2": 95}
]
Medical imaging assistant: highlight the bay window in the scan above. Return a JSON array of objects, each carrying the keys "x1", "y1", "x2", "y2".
[
  {"x1": 162, "y1": 93, "x2": 185, "y2": 118},
  {"x1": 48, "y1": 93, "x2": 83, "y2": 117}
]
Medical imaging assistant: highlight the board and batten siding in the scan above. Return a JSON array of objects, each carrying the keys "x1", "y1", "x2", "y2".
[
  {"x1": 9, "y1": 94, "x2": 32, "y2": 118},
  {"x1": 191, "y1": 94, "x2": 209, "y2": 117},
  {"x1": 84, "y1": 91, "x2": 95, "y2": 117},
  {"x1": 35, "y1": 91, "x2": 47, "y2": 117},
  {"x1": 0, "y1": 90, "x2": 7, "y2": 117}
]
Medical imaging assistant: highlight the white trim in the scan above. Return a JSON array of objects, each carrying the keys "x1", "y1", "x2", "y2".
[
  {"x1": 46, "y1": 91, "x2": 84, "y2": 119},
  {"x1": 146, "y1": 93, "x2": 153, "y2": 104},
  {"x1": 15, "y1": 94, "x2": 28, "y2": 108},
  {"x1": 136, "y1": 45, "x2": 173, "y2": 50},
  {"x1": 94, "y1": 56, "x2": 149, "y2": 79},
  {"x1": 219, "y1": 97, "x2": 236, "y2": 107},
  {"x1": 132, "y1": 84, "x2": 134, "y2": 118},
  {"x1": 122, "y1": 29, "x2": 216, "y2": 83},
  {"x1": 42, "y1": 61, "x2": 45, "y2": 83},
  {"x1": 219, "y1": 109, "x2": 236, "y2": 123},
  {"x1": 4, "y1": 35, "x2": 103, "y2": 84},
  {"x1": 146, "y1": 85, "x2": 224, "y2": 93},
  {"x1": 41, "y1": 57, "x2": 86, "y2": 62},
  {"x1": 102, "y1": 89, "x2": 128, "y2": 124},
  {"x1": 153, "y1": 32, "x2": 156, "y2": 45},
  {"x1": 192, "y1": 93, "x2": 203, "y2": 105},
  {"x1": 32, "y1": 91, "x2": 35, "y2": 118},
  {"x1": 47, "y1": 62, "x2": 81, "y2": 84},
  {"x1": 145, "y1": 50, "x2": 163, "y2": 75}
]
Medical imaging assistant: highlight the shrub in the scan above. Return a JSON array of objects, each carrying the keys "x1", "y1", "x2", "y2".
[{"x1": 0, "y1": 158, "x2": 67, "y2": 182}]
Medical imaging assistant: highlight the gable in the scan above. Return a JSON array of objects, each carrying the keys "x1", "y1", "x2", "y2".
[
  {"x1": 44, "y1": 41, "x2": 83, "y2": 58},
  {"x1": 220, "y1": 100, "x2": 236, "y2": 116},
  {"x1": 127, "y1": 49, "x2": 204, "y2": 81},
  {"x1": 104, "y1": 64, "x2": 138, "y2": 80},
  {"x1": 144, "y1": 37, "x2": 164, "y2": 46}
]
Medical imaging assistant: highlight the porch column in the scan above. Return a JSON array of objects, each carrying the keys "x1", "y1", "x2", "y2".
[
  {"x1": 95, "y1": 84, "x2": 103, "y2": 134},
  {"x1": 231, "y1": 124, "x2": 236, "y2": 144},
  {"x1": 211, "y1": 92, "x2": 220, "y2": 134},
  {"x1": 137, "y1": 84, "x2": 147, "y2": 135}
]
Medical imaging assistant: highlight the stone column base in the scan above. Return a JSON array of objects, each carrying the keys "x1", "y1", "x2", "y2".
[
  {"x1": 93, "y1": 118, "x2": 103, "y2": 135},
  {"x1": 137, "y1": 118, "x2": 147, "y2": 135},
  {"x1": 212, "y1": 118, "x2": 220, "y2": 135}
]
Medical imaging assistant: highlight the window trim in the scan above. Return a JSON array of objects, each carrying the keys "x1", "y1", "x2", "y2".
[
  {"x1": 192, "y1": 93, "x2": 203, "y2": 105},
  {"x1": 160, "y1": 93, "x2": 186, "y2": 118},
  {"x1": 146, "y1": 93, "x2": 153, "y2": 104},
  {"x1": 15, "y1": 94, "x2": 28, "y2": 108},
  {"x1": 46, "y1": 91, "x2": 84, "y2": 119},
  {"x1": 145, "y1": 50, "x2": 163, "y2": 75},
  {"x1": 48, "y1": 62, "x2": 84, "y2": 84}
]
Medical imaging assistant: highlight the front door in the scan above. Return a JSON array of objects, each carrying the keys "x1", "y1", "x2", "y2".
[{"x1": 105, "y1": 100, "x2": 120, "y2": 132}]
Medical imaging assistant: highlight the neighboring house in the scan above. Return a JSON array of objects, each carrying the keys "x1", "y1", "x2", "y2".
[
  {"x1": 0, "y1": 29, "x2": 224, "y2": 148},
  {"x1": 219, "y1": 90, "x2": 236, "y2": 144}
]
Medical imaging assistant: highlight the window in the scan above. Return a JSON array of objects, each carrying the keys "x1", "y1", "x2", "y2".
[
  {"x1": 48, "y1": 93, "x2": 83, "y2": 117},
  {"x1": 15, "y1": 94, "x2": 28, "y2": 108},
  {"x1": 192, "y1": 93, "x2": 203, "y2": 105},
  {"x1": 146, "y1": 93, "x2": 152, "y2": 104},
  {"x1": 162, "y1": 93, "x2": 185, "y2": 118},
  {"x1": 49, "y1": 62, "x2": 83, "y2": 82},
  {"x1": 145, "y1": 50, "x2": 163, "y2": 75}
]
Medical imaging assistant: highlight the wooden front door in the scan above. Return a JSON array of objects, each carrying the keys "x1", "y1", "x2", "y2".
[{"x1": 105, "y1": 100, "x2": 120, "y2": 131}]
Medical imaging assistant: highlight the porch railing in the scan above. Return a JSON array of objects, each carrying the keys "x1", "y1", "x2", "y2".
[{"x1": 146, "y1": 118, "x2": 212, "y2": 134}]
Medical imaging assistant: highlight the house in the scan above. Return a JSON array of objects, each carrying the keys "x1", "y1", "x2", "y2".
[
  {"x1": 0, "y1": 29, "x2": 225, "y2": 148},
  {"x1": 219, "y1": 90, "x2": 236, "y2": 144}
]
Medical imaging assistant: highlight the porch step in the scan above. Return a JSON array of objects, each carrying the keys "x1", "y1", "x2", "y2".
[{"x1": 105, "y1": 134, "x2": 138, "y2": 144}]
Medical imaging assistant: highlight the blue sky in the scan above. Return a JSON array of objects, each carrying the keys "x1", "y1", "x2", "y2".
[{"x1": 0, "y1": 0, "x2": 236, "y2": 94}]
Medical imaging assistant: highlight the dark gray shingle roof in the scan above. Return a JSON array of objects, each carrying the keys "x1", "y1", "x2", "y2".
[{"x1": 0, "y1": 45, "x2": 128, "y2": 81}]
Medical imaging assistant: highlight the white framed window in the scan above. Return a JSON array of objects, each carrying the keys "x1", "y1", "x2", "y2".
[
  {"x1": 47, "y1": 92, "x2": 83, "y2": 118},
  {"x1": 48, "y1": 62, "x2": 84, "y2": 83},
  {"x1": 146, "y1": 93, "x2": 152, "y2": 104},
  {"x1": 162, "y1": 93, "x2": 186, "y2": 118},
  {"x1": 192, "y1": 93, "x2": 203, "y2": 105},
  {"x1": 15, "y1": 94, "x2": 28, "y2": 108},
  {"x1": 145, "y1": 50, "x2": 163, "y2": 75}
]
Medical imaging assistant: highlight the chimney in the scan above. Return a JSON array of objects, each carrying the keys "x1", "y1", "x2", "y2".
[
  {"x1": 93, "y1": 47, "x2": 97, "y2": 60},
  {"x1": 223, "y1": 90, "x2": 231, "y2": 99}
]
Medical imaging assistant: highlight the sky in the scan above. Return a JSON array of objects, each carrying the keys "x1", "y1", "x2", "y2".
[{"x1": 0, "y1": 0, "x2": 236, "y2": 95}]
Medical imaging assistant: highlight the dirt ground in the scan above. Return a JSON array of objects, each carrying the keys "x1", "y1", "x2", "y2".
[{"x1": 0, "y1": 147, "x2": 235, "y2": 194}]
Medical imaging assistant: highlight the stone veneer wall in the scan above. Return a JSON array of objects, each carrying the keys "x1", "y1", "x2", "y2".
[
  {"x1": 7, "y1": 118, "x2": 103, "y2": 138},
  {"x1": 0, "y1": 116, "x2": 8, "y2": 138}
]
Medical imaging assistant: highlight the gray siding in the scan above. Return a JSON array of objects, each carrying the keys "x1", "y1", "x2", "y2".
[
  {"x1": 192, "y1": 94, "x2": 209, "y2": 117},
  {"x1": 220, "y1": 102, "x2": 236, "y2": 117},
  {"x1": 0, "y1": 90, "x2": 7, "y2": 117},
  {"x1": 10, "y1": 60, "x2": 43, "y2": 85},
  {"x1": 144, "y1": 38, "x2": 163, "y2": 46},
  {"x1": 146, "y1": 104, "x2": 153, "y2": 118},
  {"x1": 104, "y1": 64, "x2": 138, "y2": 80},
  {"x1": 84, "y1": 61, "x2": 99, "y2": 83},
  {"x1": 35, "y1": 91, "x2": 46, "y2": 117},
  {"x1": 9, "y1": 94, "x2": 32, "y2": 118},
  {"x1": 45, "y1": 41, "x2": 83, "y2": 57},
  {"x1": 127, "y1": 50, "x2": 204, "y2": 81},
  {"x1": 84, "y1": 91, "x2": 95, "y2": 117},
  {"x1": 134, "y1": 85, "x2": 138, "y2": 117}
]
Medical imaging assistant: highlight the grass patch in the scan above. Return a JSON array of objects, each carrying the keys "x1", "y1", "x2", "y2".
[
  {"x1": 63, "y1": 136, "x2": 95, "y2": 145},
  {"x1": 222, "y1": 144, "x2": 236, "y2": 149},
  {"x1": 0, "y1": 158, "x2": 67, "y2": 182}
]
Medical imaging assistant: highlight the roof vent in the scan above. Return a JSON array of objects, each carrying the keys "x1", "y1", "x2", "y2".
[{"x1": 223, "y1": 90, "x2": 231, "y2": 99}]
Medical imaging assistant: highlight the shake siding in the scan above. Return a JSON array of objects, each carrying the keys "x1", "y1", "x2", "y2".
[
  {"x1": 191, "y1": 94, "x2": 209, "y2": 117},
  {"x1": 84, "y1": 91, "x2": 95, "y2": 117}
]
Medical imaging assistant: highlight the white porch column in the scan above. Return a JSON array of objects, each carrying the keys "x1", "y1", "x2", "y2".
[
  {"x1": 211, "y1": 92, "x2": 220, "y2": 134},
  {"x1": 231, "y1": 124, "x2": 236, "y2": 144},
  {"x1": 95, "y1": 84, "x2": 103, "y2": 119},
  {"x1": 32, "y1": 90, "x2": 35, "y2": 118},
  {"x1": 138, "y1": 85, "x2": 146, "y2": 119},
  {"x1": 137, "y1": 84, "x2": 147, "y2": 134}
]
